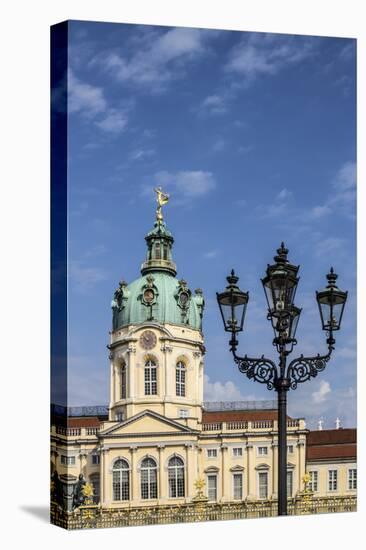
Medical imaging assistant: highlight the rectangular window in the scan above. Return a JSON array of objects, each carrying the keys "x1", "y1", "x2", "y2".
[
  {"x1": 258, "y1": 446, "x2": 268, "y2": 456},
  {"x1": 309, "y1": 471, "x2": 318, "y2": 492},
  {"x1": 179, "y1": 409, "x2": 189, "y2": 418},
  {"x1": 91, "y1": 454, "x2": 100, "y2": 465},
  {"x1": 207, "y1": 475, "x2": 217, "y2": 501},
  {"x1": 287, "y1": 445, "x2": 294, "y2": 454},
  {"x1": 60, "y1": 455, "x2": 75, "y2": 465},
  {"x1": 348, "y1": 469, "x2": 357, "y2": 490},
  {"x1": 116, "y1": 411, "x2": 124, "y2": 422},
  {"x1": 207, "y1": 449, "x2": 218, "y2": 458},
  {"x1": 287, "y1": 471, "x2": 293, "y2": 497},
  {"x1": 258, "y1": 472, "x2": 268, "y2": 499},
  {"x1": 90, "y1": 476, "x2": 100, "y2": 504},
  {"x1": 176, "y1": 363, "x2": 186, "y2": 397},
  {"x1": 328, "y1": 470, "x2": 338, "y2": 491},
  {"x1": 233, "y1": 473, "x2": 243, "y2": 500},
  {"x1": 233, "y1": 447, "x2": 243, "y2": 457},
  {"x1": 144, "y1": 363, "x2": 157, "y2": 395},
  {"x1": 120, "y1": 366, "x2": 126, "y2": 399}
]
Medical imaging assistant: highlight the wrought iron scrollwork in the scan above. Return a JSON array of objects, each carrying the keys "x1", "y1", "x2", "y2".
[
  {"x1": 286, "y1": 349, "x2": 332, "y2": 390},
  {"x1": 233, "y1": 354, "x2": 277, "y2": 390}
]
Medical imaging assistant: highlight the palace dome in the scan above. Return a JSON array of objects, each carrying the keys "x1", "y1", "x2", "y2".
[{"x1": 111, "y1": 218, "x2": 204, "y2": 331}]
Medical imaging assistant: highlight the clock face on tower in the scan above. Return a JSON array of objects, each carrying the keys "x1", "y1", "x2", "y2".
[{"x1": 139, "y1": 330, "x2": 157, "y2": 350}]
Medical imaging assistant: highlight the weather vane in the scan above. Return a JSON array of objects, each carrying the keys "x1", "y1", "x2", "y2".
[{"x1": 154, "y1": 186, "x2": 169, "y2": 222}]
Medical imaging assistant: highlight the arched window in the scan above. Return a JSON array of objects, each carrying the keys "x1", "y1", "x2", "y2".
[
  {"x1": 168, "y1": 456, "x2": 185, "y2": 498},
  {"x1": 144, "y1": 359, "x2": 157, "y2": 395},
  {"x1": 140, "y1": 457, "x2": 158, "y2": 499},
  {"x1": 112, "y1": 459, "x2": 130, "y2": 501},
  {"x1": 176, "y1": 361, "x2": 186, "y2": 397},
  {"x1": 90, "y1": 473, "x2": 100, "y2": 504},
  {"x1": 120, "y1": 363, "x2": 127, "y2": 399}
]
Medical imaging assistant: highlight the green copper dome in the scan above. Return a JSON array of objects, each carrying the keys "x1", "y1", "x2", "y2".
[{"x1": 111, "y1": 219, "x2": 204, "y2": 331}]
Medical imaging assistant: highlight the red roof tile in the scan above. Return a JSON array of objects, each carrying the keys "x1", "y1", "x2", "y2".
[
  {"x1": 67, "y1": 417, "x2": 101, "y2": 428},
  {"x1": 307, "y1": 444, "x2": 356, "y2": 461},
  {"x1": 307, "y1": 429, "x2": 356, "y2": 446},
  {"x1": 202, "y1": 410, "x2": 292, "y2": 422}
]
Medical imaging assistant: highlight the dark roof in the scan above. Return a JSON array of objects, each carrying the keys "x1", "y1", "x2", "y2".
[{"x1": 306, "y1": 429, "x2": 356, "y2": 461}]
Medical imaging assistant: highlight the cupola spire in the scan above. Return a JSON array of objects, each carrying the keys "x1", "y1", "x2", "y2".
[{"x1": 141, "y1": 188, "x2": 177, "y2": 276}]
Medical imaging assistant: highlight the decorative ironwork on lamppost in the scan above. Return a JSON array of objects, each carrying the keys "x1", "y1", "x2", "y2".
[{"x1": 216, "y1": 243, "x2": 347, "y2": 516}]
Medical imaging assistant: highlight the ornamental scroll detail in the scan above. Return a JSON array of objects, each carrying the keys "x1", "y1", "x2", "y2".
[
  {"x1": 287, "y1": 351, "x2": 332, "y2": 390},
  {"x1": 234, "y1": 355, "x2": 277, "y2": 390}
]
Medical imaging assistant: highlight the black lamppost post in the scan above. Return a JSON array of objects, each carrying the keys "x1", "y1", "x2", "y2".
[{"x1": 216, "y1": 243, "x2": 347, "y2": 516}]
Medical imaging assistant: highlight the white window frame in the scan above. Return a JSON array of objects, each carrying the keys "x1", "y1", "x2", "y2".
[
  {"x1": 207, "y1": 448, "x2": 218, "y2": 459},
  {"x1": 91, "y1": 454, "x2": 100, "y2": 465},
  {"x1": 232, "y1": 447, "x2": 243, "y2": 457},
  {"x1": 207, "y1": 474, "x2": 218, "y2": 501},
  {"x1": 287, "y1": 470, "x2": 293, "y2": 498},
  {"x1": 287, "y1": 445, "x2": 294, "y2": 454},
  {"x1": 257, "y1": 446, "x2": 269, "y2": 457},
  {"x1": 112, "y1": 459, "x2": 130, "y2": 501},
  {"x1": 176, "y1": 360, "x2": 186, "y2": 397},
  {"x1": 309, "y1": 470, "x2": 318, "y2": 492},
  {"x1": 328, "y1": 469, "x2": 338, "y2": 492},
  {"x1": 179, "y1": 409, "x2": 189, "y2": 418},
  {"x1": 120, "y1": 363, "x2": 127, "y2": 399},
  {"x1": 144, "y1": 359, "x2": 158, "y2": 395},
  {"x1": 60, "y1": 455, "x2": 76, "y2": 466},
  {"x1": 168, "y1": 456, "x2": 185, "y2": 498},
  {"x1": 257, "y1": 471, "x2": 269, "y2": 499},
  {"x1": 233, "y1": 473, "x2": 243, "y2": 500},
  {"x1": 348, "y1": 468, "x2": 357, "y2": 490}
]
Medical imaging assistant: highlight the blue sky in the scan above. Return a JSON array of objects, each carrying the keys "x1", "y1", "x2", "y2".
[{"x1": 66, "y1": 21, "x2": 356, "y2": 429}]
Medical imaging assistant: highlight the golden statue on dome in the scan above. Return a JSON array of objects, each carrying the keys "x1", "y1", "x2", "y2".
[{"x1": 154, "y1": 186, "x2": 169, "y2": 222}]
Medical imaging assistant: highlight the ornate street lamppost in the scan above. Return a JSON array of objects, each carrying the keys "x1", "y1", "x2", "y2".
[{"x1": 216, "y1": 243, "x2": 347, "y2": 516}]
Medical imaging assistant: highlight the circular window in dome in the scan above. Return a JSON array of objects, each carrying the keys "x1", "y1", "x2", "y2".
[
  {"x1": 179, "y1": 292, "x2": 189, "y2": 307},
  {"x1": 143, "y1": 288, "x2": 155, "y2": 304}
]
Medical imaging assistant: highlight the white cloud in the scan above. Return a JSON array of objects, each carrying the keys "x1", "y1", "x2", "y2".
[
  {"x1": 203, "y1": 374, "x2": 255, "y2": 401},
  {"x1": 200, "y1": 94, "x2": 228, "y2": 115},
  {"x1": 314, "y1": 237, "x2": 346, "y2": 258},
  {"x1": 311, "y1": 380, "x2": 331, "y2": 404},
  {"x1": 68, "y1": 69, "x2": 107, "y2": 115},
  {"x1": 68, "y1": 69, "x2": 128, "y2": 135},
  {"x1": 69, "y1": 261, "x2": 108, "y2": 293},
  {"x1": 203, "y1": 250, "x2": 218, "y2": 259},
  {"x1": 256, "y1": 186, "x2": 293, "y2": 218},
  {"x1": 95, "y1": 27, "x2": 211, "y2": 91},
  {"x1": 212, "y1": 138, "x2": 226, "y2": 152},
  {"x1": 130, "y1": 148, "x2": 156, "y2": 161},
  {"x1": 95, "y1": 109, "x2": 128, "y2": 133},
  {"x1": 152, "y1": 170, "x2": 216, "y2": 200},
  {"x1": 225, "y1": 33, "x2": 315, "y2": 83},
  {"x1": 308, "y1": 161, "x2": 356, "y2": 220}
]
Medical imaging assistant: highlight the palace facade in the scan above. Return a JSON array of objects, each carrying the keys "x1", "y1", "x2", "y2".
[{"x1": 50, "y1": 198, "x2": 356, "y2": 527}]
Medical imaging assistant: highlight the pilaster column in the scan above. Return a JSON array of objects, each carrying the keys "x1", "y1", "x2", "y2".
[
  {"x1": 79, "y1": 451, "x2": 88, "y2": 477},
  {"x1": 158, "y1": 445, "x2": 165, "y2": 501},
  {"x1": 109, "y1": 352, "x2": 114, "y2": 412},
  {"x1": 297, "y1": 440, "x2": 305, "y2": 494},
  {"x1": 127, "y1": 345, "x2": 136, "y2": 399},
  {"x1": 161, "y1": 345, "x2": 173, "y2": 415},
  {"x1": 246, "y1": 443, "x2": 254, "y2": 499},
  {"x1": 184, "y1": 443, "x2": 194, "y2": 499},
  {"x1": 272, "y1": 442, "x2": 278, "y2": 498},
  {"x1": 129, "y1": 446, "x2": 138, "y2": 503},
  {"x1": 100, "y1": 448, "x2": 109, "y2": 507},
  {"x1": 221, "y1": 445, "x2": 228, "y2": 501}
]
